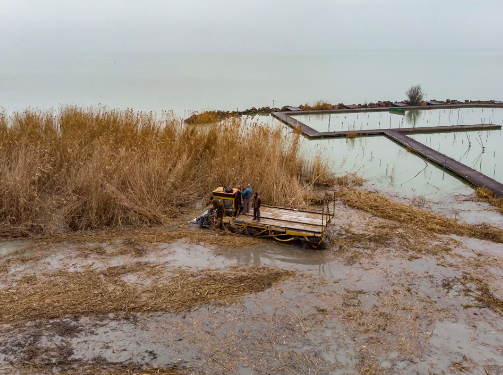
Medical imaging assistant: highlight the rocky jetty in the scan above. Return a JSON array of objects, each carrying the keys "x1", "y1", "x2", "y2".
[{"x1": 185, "y1": 99, "x2": 501, "y2": 124}]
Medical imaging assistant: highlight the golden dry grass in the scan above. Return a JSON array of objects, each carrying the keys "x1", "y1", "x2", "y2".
[
  {"x1": 474, "y1": 187, "x2": 503, "y2": 215},
  {"x1": 346, "y1": 132, "x2": 358, "y2": 139},
  {"x1": 0, "y1": 266, "x2": 294, "y2": 324},
  {"x1": 334, "y1": 188, "x2": 503, "y2": 243},
  {"x1": 184, "y1": 110, "x2": 234, "y2": 125},
  {"x1": 0, "y1": 107, "x2": 333, "y2": 236},
  {"x1": 301, "y1": 101, "x2": 334, "y2": 110},
  {"x1": 304, "y1": 155, "x2": 338, "y2": 187},
  {"x1": 334, "y1": 173, "x2": 365, "y2": 188}
]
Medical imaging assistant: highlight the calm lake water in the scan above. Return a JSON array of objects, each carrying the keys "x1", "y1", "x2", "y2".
[
  {"x1": 409, "y1": 129, "x2": 503, "y2": 184},
  {"x1": 292, "y1": 108, "x2": 503, "y2": 132},
  {"x1": 259, "y1": 115, "x2": 503, "y2": 225},
  {"x1": 1, "y1": 50, "x2": 503, "y2": 116}
]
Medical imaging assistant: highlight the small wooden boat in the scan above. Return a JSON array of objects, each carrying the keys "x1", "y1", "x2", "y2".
[{"x1": 389, "y1": 108, "x2": 405, "y2": 115}]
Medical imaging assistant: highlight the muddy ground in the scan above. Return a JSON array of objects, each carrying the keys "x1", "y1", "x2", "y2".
[{"x1": 1, "y1": 201, "x2": 503, "y2": 374}]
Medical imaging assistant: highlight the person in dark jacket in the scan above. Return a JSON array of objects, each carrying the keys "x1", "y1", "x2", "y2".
[
  {"x1": 234, "y1": 187, "x2": 242, "y2": 216},
  {"x1": 241, "y1": 184, "x2": 252, "y2": 214},
  {"x1": 252, "y1": 192, "x2": 261, "y2": 221}
]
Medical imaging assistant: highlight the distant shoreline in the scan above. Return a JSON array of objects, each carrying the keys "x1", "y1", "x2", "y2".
[{"x1": 185, "y1": 99, "x2": 503, "y2": 123}]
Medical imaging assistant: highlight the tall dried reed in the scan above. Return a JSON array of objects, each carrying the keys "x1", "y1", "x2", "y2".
[
  {"x1": 0, "y1": 107, "x2": 333, "y2": 236},
  {"x1": 185, "y1": 110, "x2": 234, "y2": 125},
  {"x1": 301, "y1": 101, "x2": 334, "y2": 110}
]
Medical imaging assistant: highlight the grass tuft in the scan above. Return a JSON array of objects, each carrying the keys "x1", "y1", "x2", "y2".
[
  {"x1": 474, "y1": 187, "x2": 503, "y2": 214},
  {"x1": 301, "y1": 101, "x2": 334, "y2": 110}
]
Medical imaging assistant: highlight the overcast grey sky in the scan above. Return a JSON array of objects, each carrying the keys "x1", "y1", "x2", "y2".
[{"x1": 1, "y1": 0, "x2": 502, "y2": 55}]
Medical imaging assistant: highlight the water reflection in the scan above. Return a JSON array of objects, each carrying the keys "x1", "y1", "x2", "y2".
[
  {"x1": 405, "y1": 110, "x2": 422, "y2": 127},
  {"x1": 346, "y1": 137, "x2": 356, "y2": 150}
]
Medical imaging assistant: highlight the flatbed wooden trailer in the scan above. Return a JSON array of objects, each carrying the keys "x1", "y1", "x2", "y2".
[{"x1": 192, "y1": 187, "x2": 333, "y2": 249}]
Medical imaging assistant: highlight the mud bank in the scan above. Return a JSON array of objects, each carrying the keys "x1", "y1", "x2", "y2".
[{"x1": 1, "y1": 200, "x2": 503, "y2": 374}]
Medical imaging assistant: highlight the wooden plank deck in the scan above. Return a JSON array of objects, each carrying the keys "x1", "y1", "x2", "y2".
[
  {"x1": 221, "y1": 205, "x2": 329, "y2": 235},
  {"x1": 272, "y1": 111, "x2": 320, "y2": 138},
  {"x1": 386, "y1": 130, "x2": 503, "y2": 197},
  {"x1": 257, "y1": 206, "x2": 325, "y2": 225},
  {"x1": 316, "y1": 124, "x2": 500, "y2": 138},
  {"x1": 235, "y1": 215, "x2": 322, "y2": 234},
  {"x1": 272, "y1": 103, "x2": 503, "y2": 119},
  {"x1": 397, "y1": 124, "x2": 500, "y2": 134}
]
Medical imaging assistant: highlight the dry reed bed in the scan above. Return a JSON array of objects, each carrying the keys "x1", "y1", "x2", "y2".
[
  {"x1": 184, "y1": 110, "x2": 235, "y2": 125},
  {"x1": 333, "y1": 189, "x2": 503, "y2": 243},
  {"x1": 0, "y1": 107, "x2": 334, "y2": 236},
  {"x1": 0, "y1": 265, "x2": 294, "y2": 324},
  {"x1": 474, "y1": 187, "x2": 503, "y2": 215},
  {"x1": 300, "y1": 100, "x2": 342, "y2": 110}
]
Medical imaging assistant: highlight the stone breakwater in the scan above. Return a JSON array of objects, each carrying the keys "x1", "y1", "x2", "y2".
[{"x1": 184, "y1": 99, "x2": 501, "y2": 123}]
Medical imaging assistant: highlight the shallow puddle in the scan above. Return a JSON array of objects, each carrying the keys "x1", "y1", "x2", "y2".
[{"x1": 0, "y1": 240, "x2": 32, "y2": 257}]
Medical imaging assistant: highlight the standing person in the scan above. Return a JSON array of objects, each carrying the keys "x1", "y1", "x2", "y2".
[
  {"x1": 241, "y1": 184, "x2": 252, "y2": 214},
  {"x1": 234, "y1": 187, "x2": 242, "y2": 216},
  {"x1": 252, "y1": 192, "x2": 261, "y2": 222}
]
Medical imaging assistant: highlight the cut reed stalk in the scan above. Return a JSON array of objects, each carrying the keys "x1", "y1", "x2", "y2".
[
  {"x1": 474, "y1": 187, "x2": 503, "y2": 215},
  {"x1": 0, "y1": 266, "x2": 294, "y2": 324},
  {"x1": 334, "y1": 189, "x2": 503, "y2": 243}
]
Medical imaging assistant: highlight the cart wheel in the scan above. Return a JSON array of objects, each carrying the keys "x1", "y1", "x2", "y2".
[{"x1": 309, "y1": 238, "x2": 329, "y2": 250}]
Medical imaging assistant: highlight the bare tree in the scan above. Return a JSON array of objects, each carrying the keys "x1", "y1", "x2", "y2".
[{"x1": 406, "y1": 85, "x2": 424, "y2": 106}]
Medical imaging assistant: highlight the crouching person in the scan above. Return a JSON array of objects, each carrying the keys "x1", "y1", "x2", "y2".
[{"x1": 210, "y1": 196, "x2": 224, "y2": 226}]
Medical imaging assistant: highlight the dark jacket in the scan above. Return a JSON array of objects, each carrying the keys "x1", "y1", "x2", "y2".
[
  {"x1": 235, "y1": 190, "x2": 242, "y2": 206},
  {"x1": 252, "y1": 195, "x2": 261, "y2": 209}
]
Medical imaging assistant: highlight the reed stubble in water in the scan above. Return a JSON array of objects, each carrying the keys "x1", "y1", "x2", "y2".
[
  {"x1": 0, "y1": 107, "x2": 334, "y2": 236},
  {"x1": 0, "y1": 265, "x2": 294, "y2": 324}
]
